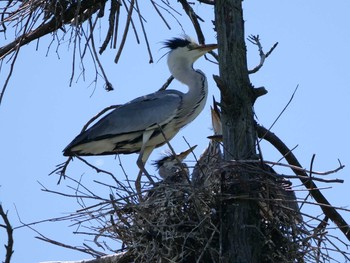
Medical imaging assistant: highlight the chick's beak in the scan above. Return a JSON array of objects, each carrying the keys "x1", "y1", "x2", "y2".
[{"x1": 177, "y1": 145, "x2": 197, "y2": 161}]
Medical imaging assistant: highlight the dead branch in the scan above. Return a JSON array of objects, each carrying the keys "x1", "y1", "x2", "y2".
[
  {"x1": 235, "y1": 159, "x2": 345, "y2": 178},
  {"x1": 248, "y1": 34, "x2": 278, "y2": 74},
  {"x1": 150, "y1": 0, "x2": 172, "y2": 30},
  {"x1": 135, "y1": 0, "x2": 153, "y2": 64},
  {"x1": 197, "y1": 0, "x2": 215, "y2": 5},
  {"x1": 36, "y1": 234, "x2": 105, "y2": 258},
  {"x1": 0, "y1": 0, "x2": 107, "y2": 60},
  {"x1": 114, "y1": 0, "x2": 135, "y2": 63},
  {"x1": 87, "y1": 19, "x2": 114, "y2": 91},
  {"x1": 178, "y1": 0, "x2": 205, "y2": 44},
  {"x1": 40, "y1": 252, "x2": 132, "y2": 263},
  {"x1": 99, "y1": 0, "x2": 121, "y2": 54},
  {"x1": 267, "y1": 85, "x2": 299, "y2": 133},
  {"x1": 0, "y1": 205, "x2": 14, "y2": 263},
  {"x1": 256, "y1": 124, "x2": 350, "y2": 241}
]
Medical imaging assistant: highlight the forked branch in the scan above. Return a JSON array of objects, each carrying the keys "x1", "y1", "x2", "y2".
[
  {"x1": 248, "y1": 35, "x2": 278, "y2": 74},
  {"x1": 0, "y1": 205, "x2": 14, "y2": 263}
]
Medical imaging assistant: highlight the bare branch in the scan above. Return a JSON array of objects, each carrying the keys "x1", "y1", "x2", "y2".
[
  {"x1": 150, "y1": 0, "x2": 172, "y2": 30},
  {"x1": 256, "y1": 124, "x2": 350, "y2": 241},
  {"x1": 158, "y1": 75, "x2": 174, "y2": 91},
  {"x1": 248, "y1": 35, "x2": 278, "y2": 74},
  {"x1": 0, "y1": 205, "x2": 14, "y2": 263},
  {"x1": 87, "y1": 19, "x2": 114, "y2": 91},
  {"x1": 0, "y1": 0, "x2": 107, "y2": 60},
  {"x1": 263, "y1": 84, "x2": 299, "y2": 135},
  {"x1": 99, "y1": 0, "x2": 121, "y2": 54},
  {"x1": 135, "y1": 0, "x2": 153, "y2": 64},
  {"x1": 114, "y1": 0, "x2": 135, "y2": 63},
  {"x1": 178, "y1": 0, "x2": 205, "y2": 44},
  {"x1": 197, "y1": 0, "x2": 215, "y2": 5}
]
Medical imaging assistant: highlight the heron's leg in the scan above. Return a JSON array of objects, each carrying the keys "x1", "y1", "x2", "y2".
[
  {"x1": 135, "y1": 169, "x2": 144, "y2": 202},
  {"x1": 135, "y1": 131, "x2": 155, "y2": 200},
  {"x1": 135, "y1": 149, "x2": 154, "y2": 202}
]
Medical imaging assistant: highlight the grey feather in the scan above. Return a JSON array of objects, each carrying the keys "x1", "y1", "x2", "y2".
[{"x1": 64, "y1": 90, "x2": 182, "y2": 155}]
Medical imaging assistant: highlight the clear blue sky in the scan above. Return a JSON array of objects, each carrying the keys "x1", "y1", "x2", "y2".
[{"x1": 1, "y1": 1, "x2": 350, "y2": 262}]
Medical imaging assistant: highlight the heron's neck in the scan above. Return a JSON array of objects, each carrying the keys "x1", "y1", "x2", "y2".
[
  {"x1": 172, "y1": 65, "x2": 208, "y2": 124},
  {"x1": 172, "y1": 65, "x2": 207, "y2": 96}
]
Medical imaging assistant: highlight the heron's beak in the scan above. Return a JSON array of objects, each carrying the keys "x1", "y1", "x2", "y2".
[
  {"x1": 177, "y1": 145, "x2": 197, "y2": 161},
  {"x1": 196, "y1": 43, "x2": 218, "y2": 52}
]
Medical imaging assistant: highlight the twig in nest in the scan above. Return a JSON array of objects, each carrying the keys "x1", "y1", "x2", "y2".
[
  {"x1": 49, "y1": 157, "x2": 72, "y2": 184},
  {"x1": 248, "y1": 34, "x2": 278, "y2": 74}
]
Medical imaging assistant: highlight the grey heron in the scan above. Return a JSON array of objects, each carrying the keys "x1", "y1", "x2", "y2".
[{"x1": 63, "y1": 37, "x2": 217, "y2": 192}]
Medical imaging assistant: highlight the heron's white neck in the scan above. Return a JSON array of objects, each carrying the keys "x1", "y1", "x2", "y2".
[{"x1": 170, "y1": 63, "x2": 208, "y2": 126}]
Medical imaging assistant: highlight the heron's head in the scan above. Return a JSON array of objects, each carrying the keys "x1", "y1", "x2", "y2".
[
  {"x1": 164, "y1": 37, "x2": 217, "y2": 77},
  {"x1": 153, "y1": 145, "x2": 197, "y2": 180}
]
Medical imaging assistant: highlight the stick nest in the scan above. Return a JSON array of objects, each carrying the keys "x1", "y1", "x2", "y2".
[{"x1": 108, "y1": 161, "x2": 308, "y2": 262}]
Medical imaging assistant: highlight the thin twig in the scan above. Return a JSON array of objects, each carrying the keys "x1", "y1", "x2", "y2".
[
  {"x1": 135, "y1": 0, "x2": 153, "y2": 63},
  {"x1": 114, "y1": 0, "x2": 135, "y2": 63},
  {"x1": 80, "y1": 104, "x2": 120, "y2": 132},
  {"x1": 258, "y1": 84, "x2": 299, "y2": 144},
  {"x1": 150, "y1": 0, "x2": 172, "y2": 30},
  {"x1": 158, "y1": 75, "x2": 174, "y2": 91},
  {"x1": 88, "y1": 19, "x2": 113, "y2": 91}
]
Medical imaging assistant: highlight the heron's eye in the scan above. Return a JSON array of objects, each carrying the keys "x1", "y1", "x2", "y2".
[{"x1": 188, "y1": 43, "x2": 198, "y2": 51}]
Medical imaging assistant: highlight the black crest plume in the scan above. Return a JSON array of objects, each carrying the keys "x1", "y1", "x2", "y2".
[{"x1": 163, "y1": 37, "x2": 191, "y2": 50}]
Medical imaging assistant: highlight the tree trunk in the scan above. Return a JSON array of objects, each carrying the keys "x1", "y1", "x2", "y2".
[{"x1": 215, "y1": 1, "x2": 262, "y2": 262}]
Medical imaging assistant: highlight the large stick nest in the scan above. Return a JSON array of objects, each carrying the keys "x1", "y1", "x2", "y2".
[{"x1": 106, "y1": 161, "x2": 306, "y2": 262}]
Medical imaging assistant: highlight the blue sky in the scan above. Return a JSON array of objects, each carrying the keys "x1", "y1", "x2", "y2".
[{"x1": 1, "y1": 1, "x2": 350, "y2": 262}]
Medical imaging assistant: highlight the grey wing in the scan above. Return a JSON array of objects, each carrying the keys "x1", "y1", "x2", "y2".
[{"x1": 65, "y1": 91, "x2": 183, "y2": 148}]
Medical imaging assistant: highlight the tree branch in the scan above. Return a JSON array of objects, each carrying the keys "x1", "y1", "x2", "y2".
[
  {"x1": 39, "y1": 252, "x2": 133, "y2": 263},
  {"x1": 0, "y1": 205, "x2": 14, "y2": 263},
  {"x1": 248, "y1": 35, "x2": 278, "y2": 74},
  {"x1": 0, "y1": 0, "x2": 107, "y2": 60},
  {"x1": 256, "y1": 124, "x2": 350, "y2": 241},
  {"x1": 178, "y1": 0, "x2": 205, "y2": 44}
]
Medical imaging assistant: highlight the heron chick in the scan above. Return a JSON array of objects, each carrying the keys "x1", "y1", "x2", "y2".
[
  {"x1": 63, "y1": 37, "x2": 217, "y2": 190},
  {"x1": 154, "y1": 145, "x2": 197, "y2": 182}
]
